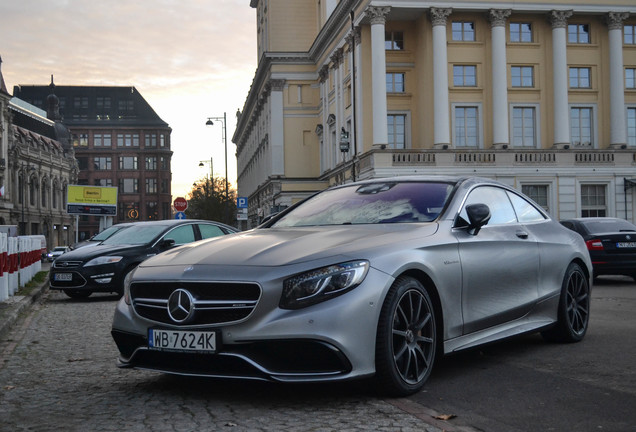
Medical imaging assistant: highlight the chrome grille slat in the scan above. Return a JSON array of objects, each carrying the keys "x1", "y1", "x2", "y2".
[{"x1": 130, "y1": 281, "x2": 261, "y2": 326}]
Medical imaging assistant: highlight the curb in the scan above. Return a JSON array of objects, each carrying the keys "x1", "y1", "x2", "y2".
[{"x1": 0, "y1": 273, "x2": 50, "y2": 340}]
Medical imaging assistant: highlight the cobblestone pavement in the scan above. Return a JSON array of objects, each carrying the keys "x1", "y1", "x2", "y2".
[{"x1": 0, "y1": 290, "x2": 464, "y2": 432}]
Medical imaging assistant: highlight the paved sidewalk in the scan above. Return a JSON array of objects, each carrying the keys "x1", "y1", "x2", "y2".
[{"x1": 0, "y1": 262, "x2": 50, "y2": 340}]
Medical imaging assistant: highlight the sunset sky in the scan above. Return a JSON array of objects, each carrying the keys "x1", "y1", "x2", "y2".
[{"x1": 0, "y1": 0, "x2": 257, "y2": 199}]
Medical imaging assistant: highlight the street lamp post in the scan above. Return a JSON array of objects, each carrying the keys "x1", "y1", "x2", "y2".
[
  {"x1": 198, "y1": 158, "x2": 213, "y2": 179},
  {"x1": 205, "y1": 113, "x2": 229, "y2": 223}
]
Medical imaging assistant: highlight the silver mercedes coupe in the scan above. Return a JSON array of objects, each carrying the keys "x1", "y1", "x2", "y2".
[{"x1": 111, "y1": 176, "x2": 592, "y2": 396}]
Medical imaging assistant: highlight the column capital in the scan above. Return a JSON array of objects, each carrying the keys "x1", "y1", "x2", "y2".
[
  {"x1": 318, "y1": 65, "x2": 329, "y2": 83},
  {"x1": 365, "y1": 6, "x2": 390, "y2": 26},
  {"x1": 488, "y1": 9, "x2": 511, "y2": 28},
  {"x1": 330, "y1": 48, "x2": 344, "y2": 68},
  {"x1": 548, "y1": 10, "x2": 573, "y2": 29},
  {"x1": 268, "y1": 79, "x2": 286, "y2": 92},
  {"x1": 429, "y1": 8, "x2": 452, "y2": 27},
  {"x1": 605, "y1": 12, "x2": 630, "y2": 30}
]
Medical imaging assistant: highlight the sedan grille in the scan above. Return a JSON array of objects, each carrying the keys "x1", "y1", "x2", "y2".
[
  {"x1": 53, "y1": 261, "x2": 83, "y2": 269},
  {"x1": 130, "y1": 281, "x2": 261, "y2": 326}
]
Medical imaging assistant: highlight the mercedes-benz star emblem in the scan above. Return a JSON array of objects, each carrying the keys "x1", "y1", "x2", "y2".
[{"x1": 167, "y1": 289, "x2": 195, "y2": 323}]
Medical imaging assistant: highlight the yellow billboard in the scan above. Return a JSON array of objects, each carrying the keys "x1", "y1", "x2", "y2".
[{"x1": 67, "y1": 185, "x2": 118, "y2": 215}]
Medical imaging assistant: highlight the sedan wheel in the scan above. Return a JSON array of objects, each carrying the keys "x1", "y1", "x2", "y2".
[
  {"x1": 376, "y1": 276, "x2": 437, "y2": 396},
  {"x1": 542, "y1": 262, "x2": 590, "y2": 343}
]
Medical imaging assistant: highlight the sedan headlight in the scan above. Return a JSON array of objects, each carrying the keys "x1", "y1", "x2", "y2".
[
  {"x1": 280, "y1": 260, "x2": 369, "y2": 309},
  {"x1": 84, "y1": 256, "x2": 123, "y2": 267}
]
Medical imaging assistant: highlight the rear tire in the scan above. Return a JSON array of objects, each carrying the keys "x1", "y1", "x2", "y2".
[
  {"x1": 542, "y1": 262, "x2": 590, "y2": 343},
  {"x1": 63, "y1": 289, "x2": 92, "y2": 299},
  {"x1": 375, "y1": 276, "x2": 437, "y2": 396}
]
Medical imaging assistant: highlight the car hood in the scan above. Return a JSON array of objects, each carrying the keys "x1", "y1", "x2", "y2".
[
  {"x1": 140, "y1": 223, "x2": 439, "y2": 268},
  {"x1": 55, "y1": 243, "x2": 144, "y2": 261}
]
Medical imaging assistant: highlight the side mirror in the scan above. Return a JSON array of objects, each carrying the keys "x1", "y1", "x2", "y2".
[
  {"x1": 159, "y1": 238, "x2": 176, "y2": 249},
  {"x1": 465, "y1": 203, "x2": 491, "y2": 236}
]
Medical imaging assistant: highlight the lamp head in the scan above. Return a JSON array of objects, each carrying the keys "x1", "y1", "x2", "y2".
[{"x1": 206, "y1": 119, "x2": 214, "y2": 126}]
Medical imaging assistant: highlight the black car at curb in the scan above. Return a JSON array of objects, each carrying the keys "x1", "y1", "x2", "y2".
[{"x1": 49, "y1": 219, "x2": 237, "y2": 298}]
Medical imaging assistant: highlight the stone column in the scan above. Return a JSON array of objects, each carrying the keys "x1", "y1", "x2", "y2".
[
  {"x1": 268, "y1": 79, "x2": 286, "y2": 175},
  {"x1": 430, "y1": 8, "x2": 452, "y2": 148},
  {"x1": 549, "y1": 10, "x2": 573, "y2": 148},
  {"x1": 489, "y1": 9, "x2": 511, "y2": 148},
  {"x1": 366, "y1": 6, "x2": 390, "y2": 147},
  {"x1": 607, "y1": 12, "x2": 630, "y2": 148}
]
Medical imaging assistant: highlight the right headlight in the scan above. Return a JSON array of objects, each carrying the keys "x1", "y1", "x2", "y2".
[{"x1": 280, "y1": 260, "x2": 369, "y2": 310}]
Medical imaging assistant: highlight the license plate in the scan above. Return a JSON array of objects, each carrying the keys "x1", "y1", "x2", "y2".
[
  {"x1": 616, "y1": 242, "x2": 636, "y2": 248},
  {"x1": 54, "y1": 273, "x2": 73, "y2": 281},
  {"x1": 148, "y1": 329, "x2": 217, "y2": 353}
]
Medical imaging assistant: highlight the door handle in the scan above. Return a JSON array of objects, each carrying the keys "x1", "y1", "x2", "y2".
[{"x1": 516, "y1": 230, "x2": 529, "y2": 239}]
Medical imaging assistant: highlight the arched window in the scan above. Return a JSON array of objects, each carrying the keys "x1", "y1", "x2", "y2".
[
  {"x1": 29, "y1": 176, "x2": 37, "y2": 206},
  {"x1": 41, "y1": 178, "x2": 49, "y2": 207}
]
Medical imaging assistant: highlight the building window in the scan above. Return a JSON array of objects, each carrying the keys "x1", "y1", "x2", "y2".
[
  {"x1": 385, "y1": 31, "x2": 404, "y2": 50},
  {"x1": 160, "y1": 134, "x2": 167, "y2": 147},
  {"x1": 581, "y1": 185, "x2": 606, "y2": 217},
  {"x1": 512, "y1": 107, "x2": 536, "y2": 147},
  {"x1": 145, "y1": 133, "x2": 157, "y2": 147},
  {"x1": 94, "y1": 157, "x2": 112, "y2": 170},
  {"x1": 510, "y1": 22, "x2": 532, "y2": 42},
  {"x1": 570, "y1": 107, "x2": 593, "y2": 147},
  {"x1": 624, "y1": 25, "x2": 636, "y2": 44},
  {"x1": 568, "y1": 24, "x2": 590, "y2": 44},
  {"x1": 454, "y1": 106, "x2": 479, "y2": 147},
  {"x1": 73, "y1": 96, "x2": 88, "y2": 109},
  {"x1": 94, "y1": 178, "x2": 113, "y2": 187},
  {"x1": 569, "y1": 67, "x2": 591, "y2": 89},
  {"x1": 146, "y1": 201, "x2": 158, "y2": 220},
  {"x1": 145, "y1": 178, "x2": 158, "y2": 194},
  {"x1": 77, "y1": 157, "x2": 88, "y2": 170},
  {"x1": 119, "y1": 156, "x2": 138, "y2": 170},
  {"x1": 160, "y1": 156, "x2": 169, "y2": 170},
  {"x1": 452, "y1": 21, "x2": 475, "y2": 41},
  {"x1": 162, "y1": 202, "x2": 171, "y2": 219},
  {"x1": 121, "y1": 202, "x2": 140, "y2": 220},
  {"x1": 118, "y1": 100, "x2": 134, "y2": 112},
  {"x1": 628, "y1": 107, "x2": 636, "y2": 147},
  {"x1": 145, "y1": 157, "x2": 157, "y2": 170},
  {"x1": 386, "y1": 73, "x2": 405, "y2": 93},
  {"x1": 453, "y1": 65, "x2": 477, "y2": 87},
  {"x1": 117, "y1": 133, "x2": 140, "y2": 147},
  {"x1": 522, "y1": 185, "x2": 549, "y2": 212},
  {"x1": 41, "y1": 180, "x2": 48, "y2": 207},
  {"x1": 119, "y1": 179, "x2": 139, "y2": 194},
  {"x1": 626, "y1": 68, "x2": 636, "y2": 89},
  {"x1": 96, "y1": 97, "x2": 111, "y2": 111},
  {"x1": 161, "y1": 179, "x2": 170, "y2": 194},
  {"x1": 94, "y1": 133, "x2": 112, "y2": 147},
  {"x1": 511, "y1": 66, "x2": 534, "y2": 87},
  {"x1": 387, "y1": 114, "x2": 406, "y2": 149}
]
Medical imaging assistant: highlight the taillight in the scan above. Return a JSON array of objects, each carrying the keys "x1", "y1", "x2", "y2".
[{"x1": 586, "y1": 239, "x2": 604, "y2": 251}]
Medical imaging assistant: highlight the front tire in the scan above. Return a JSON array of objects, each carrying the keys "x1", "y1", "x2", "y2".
[
  {"x1": 375, "y1": 276, "x2": 437, "y2": 396},
  {"x1": 542, "y1": 262, "x2": 590, "y2": 343}
]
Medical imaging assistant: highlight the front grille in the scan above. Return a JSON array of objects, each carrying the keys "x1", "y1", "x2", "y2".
[
  {"x1": 131, "y1": 281, "x2": 261, "y2": 326},
  {"x1": 53, "y1": 261, "x2": 83, "y2": 269}
]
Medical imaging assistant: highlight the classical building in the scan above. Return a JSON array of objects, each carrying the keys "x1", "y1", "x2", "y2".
[
  {"x1": 13, "y1": 81, "x2": 173, "y2": 240},
  {"x1": 0, "y1": 59, "x2": 77, "y2": 246},
  {"x1": 234, "y1": 0, "x2": 636, "y2": 227}
]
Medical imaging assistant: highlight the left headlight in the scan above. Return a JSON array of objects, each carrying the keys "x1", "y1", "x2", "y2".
[
  {"x1": 123, "y1": 267, "x2": 136, "y2": 305},
  {"x1": 84, "y1": 256, "x2": 123, "y2": 267},
  {"x1": 280, "y1": 260, "x2": 369, "y2": 310}
]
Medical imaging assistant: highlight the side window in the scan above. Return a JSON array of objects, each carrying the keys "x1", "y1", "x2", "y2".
[
  {"x1": 199, "y1": 224, "x2": 225, "y2": 239},
  {"x1": 458, "y1": 186, "x2": 517, "y2": 226},
  {"x1": 163, "y1": 225, "x2": 196, "y2": 245},
  {"x1": 507, "y1": 192, "x2": 546, "y2": 223}
]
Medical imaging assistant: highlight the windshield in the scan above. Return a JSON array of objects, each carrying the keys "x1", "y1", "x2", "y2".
[
  {"x1": 101, "y1": 224, "x2": 167, "y2": 246},
  {"x1": 92, "y1": 225, "x2": 127, "y2": 241},
  {"x1": 272, "y1": 182, "x2": 454, "y2": 227}
]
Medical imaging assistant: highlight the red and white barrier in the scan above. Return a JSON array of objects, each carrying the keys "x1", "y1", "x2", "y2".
[{"x1": 0, "y1": 233, "x2": 7, "y2": 301}]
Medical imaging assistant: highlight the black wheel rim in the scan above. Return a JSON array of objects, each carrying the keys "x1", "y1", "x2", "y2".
[
  {"x1": 566, "y1": 269, "x2": 589, "y2": 335},
  {"x1": 391, "y1": 289, "x2": 435, "y2": 385}
]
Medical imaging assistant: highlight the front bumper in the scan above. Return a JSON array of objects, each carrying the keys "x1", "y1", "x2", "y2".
[
  {"x1": 49, "y1": 263, "x2": 125, "y2": 293},
  {"x1": 110, "y1": 264, "x2": 394, "y2": 382}
]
